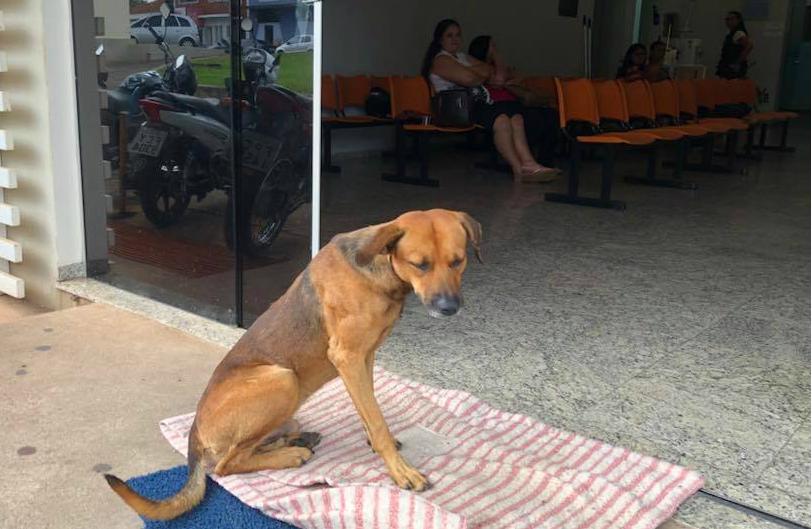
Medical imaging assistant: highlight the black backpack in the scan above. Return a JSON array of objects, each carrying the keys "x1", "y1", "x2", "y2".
[{"x1": 365, "y1": 87, "x2": 391, "y2": 118}]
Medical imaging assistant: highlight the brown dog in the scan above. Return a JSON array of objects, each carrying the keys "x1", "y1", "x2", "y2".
[{"x1": 105, "y1": 209, "x2": 482, "y2": 520}]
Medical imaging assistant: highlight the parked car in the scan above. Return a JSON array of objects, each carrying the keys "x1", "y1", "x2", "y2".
[
  {"x1": 274, "y1": 34, "x2": 313, "y2": 54},
  {"x1": 130, "y1": 14, "x2": 200, "y2": 47}
]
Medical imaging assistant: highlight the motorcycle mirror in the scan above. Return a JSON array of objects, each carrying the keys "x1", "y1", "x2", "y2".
[
  {"x1": 95, "y1": 44, "x2": 105, "y2": 56},
  {"x1": 175, "y1": 55, "x2": 186, "y2": 69},
  {"x1": 160, "y1": 3, "x2": 171, "y2": 20},
  {"x1": 240, "y1": 18, "x2": 254, "y2": 32}
]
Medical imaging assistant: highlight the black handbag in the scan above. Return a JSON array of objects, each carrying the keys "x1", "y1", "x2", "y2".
[
  {"x1": 432, "y1": 88, "x2": 474, "y2": 127},
  {"x1": 365, "y1": 87, "x2": 391, "y2": 118}
]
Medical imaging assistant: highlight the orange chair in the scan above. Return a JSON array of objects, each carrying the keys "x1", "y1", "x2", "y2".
[
  {"x1": 321, "y1": 74, "x2": 392, "y2": 173},
  {"x1": 650, "y1": 79, "x2": 754, "y2": 164},
  {"x1": 382, "y1": 76, "x2": 477, "y2": 187},
  {"x1": 591, "y1": 80, "x2": 696, "y2": 189},
  {"x1": 675, "y1": 79, "x2": 754, "y2": 161},
  {"x1": 620, "y1": 80, "x2": 709, "y2": 138},
  {"x1": 728, "y1": 78, "x2": 798, "y2": 153},
  {"x1": 371, "y1": 75, "x2": 393, "y2": 91},
  {"x1": 623, "y1": 81, "x2": 738, "y2": 173},
  {"x1": 321, "y1": 74, "x2": 340, "y2": 118},
  {"x1": 544, "y1": 78, "x2": 655, "y2": 210}
]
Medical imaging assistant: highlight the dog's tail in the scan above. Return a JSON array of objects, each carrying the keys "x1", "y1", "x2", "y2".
[{"x1": 104, "y1": 428, "x2": 207, "y2": 521}]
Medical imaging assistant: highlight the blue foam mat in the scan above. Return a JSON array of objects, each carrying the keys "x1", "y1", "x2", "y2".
[{"x1": 127, "y1": 466, "x2": 298, "y2": 529}]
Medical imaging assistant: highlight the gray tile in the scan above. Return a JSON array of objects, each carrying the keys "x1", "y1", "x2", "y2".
[
  {"x1": 576, "y1": 380, "x2": 797, "y2": 494},
  {"x1": 632, "y1": 340, "x2": 810, "y2": 424},
  {"x1": 757, "y1": 421, "x2": 811, "y2": 502},
  {"x1": 744, "y1": 481, "x2": 811, "y2": 527},
  {"x1": 675, "y1": 495, "x2": 783, "y2": 529}
]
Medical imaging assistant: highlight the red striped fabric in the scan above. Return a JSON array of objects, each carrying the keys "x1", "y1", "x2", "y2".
[{"x1": 160, "y1": 369, "x2": 702, "y2": 529}]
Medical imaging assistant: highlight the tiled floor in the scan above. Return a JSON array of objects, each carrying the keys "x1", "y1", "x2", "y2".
[{"x1": 314, "y1": 125, "x2": 810, "y2": 527}]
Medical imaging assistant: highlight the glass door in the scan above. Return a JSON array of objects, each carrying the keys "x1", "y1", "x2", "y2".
[
  {"x1": 235, "y1": 0, "x2": 317, "y2": 325},
  {"x1": 79, "y1": 0, "x2": 320, "y2": 327}
]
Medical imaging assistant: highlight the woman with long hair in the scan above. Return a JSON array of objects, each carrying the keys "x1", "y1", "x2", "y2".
[
  {"x1": 422, "y1": 19, "x2": 559, "y2": 183},
  {"x1": 616, "y1": 43, "x2": 647, "y2": 81},
  {"x1": 716, "y1": 11, "x2": 753, "y2": 79}
]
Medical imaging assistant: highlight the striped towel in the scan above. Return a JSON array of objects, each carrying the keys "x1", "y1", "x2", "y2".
[{"x1": 160, "y1": 368, "x2": 702, "y2": 529}]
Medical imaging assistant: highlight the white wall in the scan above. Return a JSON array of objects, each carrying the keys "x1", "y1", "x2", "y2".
[
  {"x1": 323, "y1": 0, "x2": 595, "y2": 77},
  {"x1": 46, "y1": 0, "x2": 87, "y2": 277},
  {"x1": 93, "y1": 0, "x2": 131, "y2": 40}
]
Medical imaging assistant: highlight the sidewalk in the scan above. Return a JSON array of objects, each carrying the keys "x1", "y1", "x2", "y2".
[{"x1": 0, "y1": 300, "x2": 694, "y2": 529}]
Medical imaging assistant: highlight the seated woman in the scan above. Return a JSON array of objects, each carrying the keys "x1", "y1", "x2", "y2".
[
  {"x1": 616, "y1": 43, "x2": 647, "y2": 81},
  {"x1": 467, "y1": 34, "x2": 560, "y2": 171},
  {"x1": 645, "y1": 40, "x2": 670, "y2": 82},
  {"x1": 422, "y1": 19, "x2": 558, "y2": 183}
]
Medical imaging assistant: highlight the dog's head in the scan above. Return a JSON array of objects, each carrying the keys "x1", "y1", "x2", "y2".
[{"x1": 356, "y1": 209, "x2": 482, "y2": 318}]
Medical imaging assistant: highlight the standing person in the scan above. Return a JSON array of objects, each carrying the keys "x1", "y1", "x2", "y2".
[
  {"x1": 422, "y1": 19, "x2": 559, "y2": 183},
  {"x1": 616, "y1": 44, "x2": 647, "y2": 81},
  {"x1": 716, "y1": 11, "x2": 753, "y2": 79},
  {"x1": 467, "y1": 34, "x2": 559, "y2": 170}
]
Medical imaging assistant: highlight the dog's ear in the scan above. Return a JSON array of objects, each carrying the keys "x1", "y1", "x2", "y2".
[
  {"x1": 355, "y1": 222, "x2": 405, "y2": 267},
  {"x1": 457, "y1": 212, "x2": 483, "y2": 264}
]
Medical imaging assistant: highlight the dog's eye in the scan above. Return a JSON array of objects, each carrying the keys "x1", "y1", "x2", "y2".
[
  {"x1": 450, "y1": 257, "x2": 463, "y2": 269},
  {"x1": 410, "y1": 261, "x2": 429, "y2": 272}
]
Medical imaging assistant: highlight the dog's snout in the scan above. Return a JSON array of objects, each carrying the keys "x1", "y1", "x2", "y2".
[{"x1": 432, "y1": 294, "x2": 460, "y2": 316}]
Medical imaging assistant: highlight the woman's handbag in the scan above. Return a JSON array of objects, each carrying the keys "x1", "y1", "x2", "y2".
[{"x1": 432, "y1": 88, "x2": 474, "y2": 127}]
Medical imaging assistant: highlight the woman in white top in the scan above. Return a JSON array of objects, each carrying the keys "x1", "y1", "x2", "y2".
[
  {"x1": 420, "y1": 19, "x2": 558, "y2": 183},
  {"x1": 716, "y1": 11, "x2": 753, "y2": 79}
]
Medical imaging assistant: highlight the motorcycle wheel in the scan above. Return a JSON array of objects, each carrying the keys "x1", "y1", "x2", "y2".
[
  {"x1": 134, "y1": 150, "x2": 190, "y2": 228},
  {"x1": 224, "y1": 158, "x2": 293, "y2": 257}
]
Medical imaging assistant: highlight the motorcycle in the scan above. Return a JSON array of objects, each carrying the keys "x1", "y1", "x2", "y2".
[
  {"x1": 129, "y1": 18, "x2": 311, "y2": 256},
  {"x1": 97, "y1": 7, "x2": 197, "y2": 176}
]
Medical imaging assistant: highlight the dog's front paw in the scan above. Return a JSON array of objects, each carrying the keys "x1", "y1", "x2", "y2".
[{"x1": 389, "y1": 459, "x2": 430, "y2": 492}]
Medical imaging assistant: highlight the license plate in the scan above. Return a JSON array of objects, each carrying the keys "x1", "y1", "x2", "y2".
[
  {"x1": 242, "y1": 132, "x2": 282, "y2": 173},
  {"x1": 128, "y1": 128, "x2": 167, "y2": 157}
]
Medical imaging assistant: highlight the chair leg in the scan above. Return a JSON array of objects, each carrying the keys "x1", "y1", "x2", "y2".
[
  {"x1": 418, "y1": 133, "x2": 429, "y2": 181},
  {"x1": 323, "y1": 125, "x2": 341, "y2": 173},
  {"x1": 545, "y1": 142, "x2": 625, "y2": 209},
  {"x1": 726, "y1": 131, "x2": 738, "y2": 171},
  {"x1": 381, "y1": 127, "x2": 439, "y2": 187},
  {"x1": 625, "y1": 141, "x2": 697, "y2": 190},
  {"x1": 599, "y1": 144, "x2": 616, "y2": 202},
  {"x1": 759, "y1": 120, "x2": 796, "y2": 152}
]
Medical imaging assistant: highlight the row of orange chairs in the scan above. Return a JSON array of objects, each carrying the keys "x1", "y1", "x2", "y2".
[
  {"x1": 320, "y1": 74, "x2": 797, "y2": 197},
  {"x1": 548, "y1": 78, "x2": 751, "y2": 209}
]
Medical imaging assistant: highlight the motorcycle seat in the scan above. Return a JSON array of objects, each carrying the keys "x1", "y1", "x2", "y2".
[{"x1": 151, "y1": 91, "x2": 229, "y2": 123}]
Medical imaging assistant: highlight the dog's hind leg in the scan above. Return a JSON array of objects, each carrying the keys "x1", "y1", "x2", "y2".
[
  {"x1": 196, "y1": 365, "x2": 318, "y2": 476},
  {"x1": 214, "y1": 444, "x2": 314, "y2": 475}
]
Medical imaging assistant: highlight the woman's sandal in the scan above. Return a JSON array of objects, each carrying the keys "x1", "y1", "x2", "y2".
[{"x1": 519, "y1": 165, "x2": 561, "y2": 183}]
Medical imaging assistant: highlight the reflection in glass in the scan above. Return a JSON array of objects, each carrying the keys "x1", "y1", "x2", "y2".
[
  {"x1": 92, "y1": 0, "x2": 240, "y2": 324},
  {"x1": 86, "y1": 0, "x2": 314, "y2": 326}
]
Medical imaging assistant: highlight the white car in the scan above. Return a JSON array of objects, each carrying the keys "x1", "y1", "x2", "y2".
[
  {"x1": 275, "y1": 34, "x2": 313, "y2": 54},
  {"x1": 130, "y1": 14, "x2": 200, "y2": 47}
]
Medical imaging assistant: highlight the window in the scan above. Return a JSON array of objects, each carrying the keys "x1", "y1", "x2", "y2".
[
  {"x1": 130, "y1": 19, "x2": 145, "y2": 28},
  {"x1": 287, "y1": 36, "x2": 300, "y2": 45},
  {"x1": 145, "y1": 15, "x2": 163, "y2": 27},
  {"x1": 178, "y1": 17, "x2": 191, "y2": 27},
  {"x1": 302, "y1": 36, "x2": 311, "y2": 43},
  {"x1": 166, "y1": 16, "x2": 180, "y2": 27}
]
